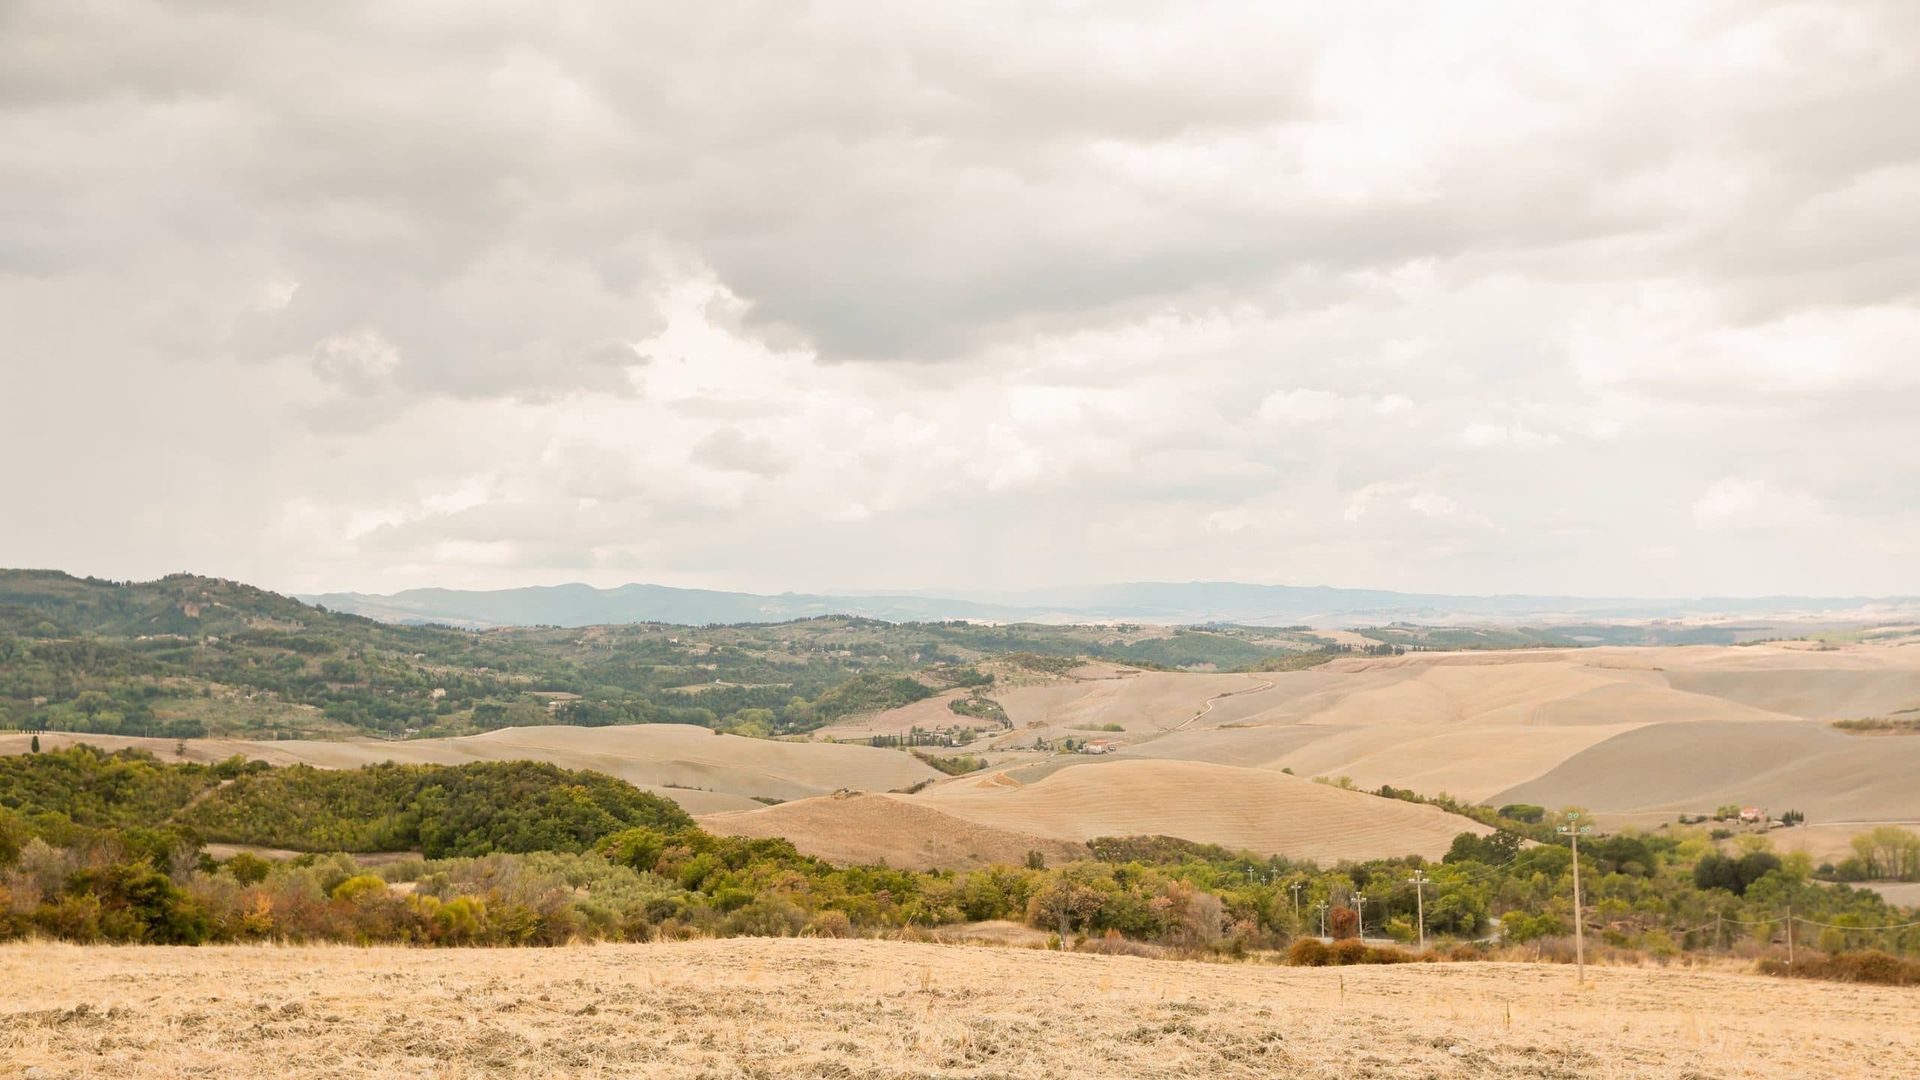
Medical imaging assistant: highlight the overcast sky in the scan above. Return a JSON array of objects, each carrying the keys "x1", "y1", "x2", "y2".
[{"x1": 4, "y1": 2, "x2": 1917, "y2": 598}]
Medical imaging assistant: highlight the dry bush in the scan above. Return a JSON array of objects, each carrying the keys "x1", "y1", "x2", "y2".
[
  {"x1": 1330, "y1": 938, "x2": 1370, "y2": 965},
  {"x1": 1288, "y1": 937, "x2": 1331, "y2": 966},
  {"x1": 1077, "y1": 933, "x2": 1159, "y2": 958},
  {"x1": 1757, "y1": 950, "x2": 1920, "y2": 986}
]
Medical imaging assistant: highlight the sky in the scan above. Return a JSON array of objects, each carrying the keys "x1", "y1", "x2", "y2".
[{"x1": 3, "y1": 1, "x2": 1917, "y2": 598}]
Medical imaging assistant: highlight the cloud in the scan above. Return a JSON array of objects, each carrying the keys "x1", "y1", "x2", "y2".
[
  {"x1": 310, "y1": 331, "x2": 400, "y2": 396},
  {"x1": 1459, "y1": 421, "x2": 1561, "y2": 448},
  {"x1": 1, "y1": 2, "x2": 1917, "y2": 597},
  {"x1": 1344, "y1": 483, "x2": 1469, "y2": 525},
  {"x1": 1692, "y1": 478, "x2": 1827, "y2": 532},
  {"x1": 690, "y1": 428, "x2": 789, "y2": 477}
]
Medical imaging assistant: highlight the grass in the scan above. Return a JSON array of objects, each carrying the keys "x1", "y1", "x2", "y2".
[{"x1": 4, "y1": 938, "x2": 1915, "y2": 1078}]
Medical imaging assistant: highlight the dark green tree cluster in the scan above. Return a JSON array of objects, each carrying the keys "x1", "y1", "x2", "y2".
[{"x1": 181, "y1": 760, "x2": 693, "y2": 857}]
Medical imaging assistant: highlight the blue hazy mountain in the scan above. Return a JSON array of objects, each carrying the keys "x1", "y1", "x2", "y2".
[{"x1": 300, "y1": 580, "x2": 1908, "y2": 629}]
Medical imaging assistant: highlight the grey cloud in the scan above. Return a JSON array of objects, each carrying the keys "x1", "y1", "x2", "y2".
[
  {"x1": 689, "y1": 428, "x2": 790, "y2": 477},
  {"x1": 3, "y1": 2, "x2": 1918, "y2": 598}
]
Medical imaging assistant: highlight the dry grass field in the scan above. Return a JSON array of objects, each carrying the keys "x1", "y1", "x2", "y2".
[
  {"x1": 811, "y1": 690, "x2": 987, "y2": 741},
  {"x1": 949, "y1": 644, "x2": 1920, "y2": 851},
  {"x1": 915, "y1": 759, "x2": 1491, "y2": 862},
  {"x1": 4, "y1": 938, "x2": 1915, "y2": 1079},
  {"x1": 991, "y1": 671, "x2": 1260, "y2": 736},
  {"x1": 700, "y1": 759, "x2": 1488, "y2": 867}
]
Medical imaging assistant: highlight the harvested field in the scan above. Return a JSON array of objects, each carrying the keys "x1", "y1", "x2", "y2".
[
  {"x1": 917, "y1": 759, "x2": 1491, "y2": 862},
  {"x1": 700, "y1": 792, "x2": 1089, "y2": 870},
  {"x1": 3, "y1": 938, "x2": 1915, "y2": 1078},
  {"x1": 951, "y1": 643, "x2": 1920, "y2": 855},
  {"x1": 991, "y1": 671, "x2": 1261, "y2": 735},
  {"x1": 1492, "y1": 720, "x2": 1920, "y2": 821},
  {"x1": 813, "y1": 690, "x2": 1000, "y2": 742}
]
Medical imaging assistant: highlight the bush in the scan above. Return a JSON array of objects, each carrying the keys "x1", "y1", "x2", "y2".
[
  {"x1": 1330, "y1": 938, "x2": 1369, "y2": 965},
  {"x1": 1757, "y1": 950, "x2": 1920, "y2": 986},
  {"x1": 331, "y1": 874, "x2": 389, "y2": 903},
  {"x1": 1288, "y1": 937, "x2": 1331, "y2": 966},
  {"x1": 223, "y1": 852, "x2": 274, "y2": 885}
]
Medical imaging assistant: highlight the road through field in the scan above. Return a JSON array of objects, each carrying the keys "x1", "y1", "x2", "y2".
[{"x1": 1167, "y1": 672, "x2": 1276, "y2": 732}]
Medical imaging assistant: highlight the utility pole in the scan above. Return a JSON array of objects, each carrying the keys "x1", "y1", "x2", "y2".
[
  {"x1": 1558, "y1": 812, "x2": 1593, "y2": 986},
  {"x1": 1291, "y1": 881, "x2": 1304, "y2": 925},
  {"x1": 1408, "y1": 870, "x2": 1429, "y2": 951},
  {"x1": 1787, "y1": 907, "x2": 1794, "y2": 971},
  {"x1": 1317, "y1": 902, "x2": 1327, "y2": 939},
  {"x1": 1356, "y1": 895, "x2": 1368, "y2": 940}
]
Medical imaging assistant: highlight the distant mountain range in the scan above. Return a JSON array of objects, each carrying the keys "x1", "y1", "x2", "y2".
[{"x1": 299, "y1": 580, "x2": 1920, "y2": 629}]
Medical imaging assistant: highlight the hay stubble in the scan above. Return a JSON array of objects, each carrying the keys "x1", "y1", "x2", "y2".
[{"x1": 4, "y1": 938, "x2": 1915, "y2": 1078}]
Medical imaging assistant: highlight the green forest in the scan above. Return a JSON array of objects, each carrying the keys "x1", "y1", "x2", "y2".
[{"x1": 0, "y1": 570, "x2": 1360, "y2": 741}]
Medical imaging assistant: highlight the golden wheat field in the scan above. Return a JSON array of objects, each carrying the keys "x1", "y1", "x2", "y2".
[{"x1": 4, "y1": 939, "x2": 1916, "y2": 1079}]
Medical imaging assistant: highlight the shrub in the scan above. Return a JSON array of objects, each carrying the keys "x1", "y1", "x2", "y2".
[
  {"x1": 1330, "y1": 938, "x2": 1369, "y2": 965},
  {"x1": 330, "y1": 874, "x2": 389, "y2": 903},
  {"x1": 223, "y1": 852, "x2": 274, "y2": 885},
  {"x1": 1757, "y1": 950, "x2": 1920, "y2": 986},
  {"x1": 1288, "y1": 937, "x2": 1331, "y2": 966},
  {"x1": 806, "y1": 909, "x2": 854, "y2": 938}
]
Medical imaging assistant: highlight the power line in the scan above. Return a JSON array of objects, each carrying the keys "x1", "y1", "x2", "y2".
[{"x1": 1790, "y1": 914, "x2": 1920, "y2": 930}]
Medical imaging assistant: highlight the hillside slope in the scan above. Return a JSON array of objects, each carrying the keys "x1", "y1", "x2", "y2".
[
  {"x1": 700, "y1": 792, "x2": 1090, "y2": 870},
  {"x1": 915, "y1": 759, "x2": 1491, "y2": 862}
]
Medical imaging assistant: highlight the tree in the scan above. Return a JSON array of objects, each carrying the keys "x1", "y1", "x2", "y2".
[
  {"x1": 1851, "y1": 826, "x2": 1920, "y2": 881},
  {"x1": 1692, "y1": 851, "x2": 1780, "y2": 896},
  {"x1": 1328, "y1": 905, "x2": 1359, "y2": 940},
  {"x1": 1443, "y1": 830, "x2": 1522, "y2": 865},
  {"x1": 29, "y1": 735, "x2": 38, "y2": 753}
]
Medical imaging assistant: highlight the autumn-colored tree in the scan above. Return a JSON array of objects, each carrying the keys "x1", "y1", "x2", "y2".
[{"x1": 1329, "y1": 905, "x2": 1359, "y2": 940}]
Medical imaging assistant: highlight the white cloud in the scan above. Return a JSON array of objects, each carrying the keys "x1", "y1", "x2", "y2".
[
  {"x1": 1345, "y1": 482, "x2": 1466, "y2": 524},
  {"x1": 1459, "y1": 421, "x2": 1561, "y2": 448},
  {"x1": 1692, "y1": 478, "x2": 1827, "y2": 532}
]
